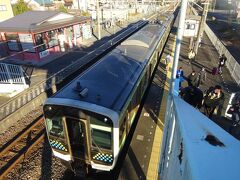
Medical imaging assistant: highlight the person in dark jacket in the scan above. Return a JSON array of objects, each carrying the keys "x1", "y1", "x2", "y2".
[
  {"x1": 187, "y1": 70, "x2": 198, "y2": 87},
  {"x1": 203, "y1": 85, "x2": 225, "y2": 119},
  {"x1": 196, "y1": 67, "x2": 207, "y2": 87},
  {"x1": 218, "y1": 54, "x2": 227, "y2": 73},
  {"x1": 180, "y1": 85, "x2": 203, "y2": 109},
  {"x1": 227, "y1": 92, "x2": 240, "y2": 133},
  {"x1": 228, "y1": 101, "x2": 240, "y2": 127}
]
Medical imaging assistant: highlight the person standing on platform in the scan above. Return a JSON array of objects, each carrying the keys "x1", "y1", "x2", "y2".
[
  {"x1": 227, "y1": 92, "x2": 240, "y2": 133},
  {"x1": 165, "y1": 54, "x2": 172, "y2": 71},
  {"x1": 180, "y1": 85, "x2": 203, "y2": 109},
  {"x1": 196, "y1": 67, "x2": 207, "y2": 87},
  {"x1": 203, "y1": 85, "x2": 225, "y2": 119},
  {"x1": 218, "y1": 54, "x2": 227, "y2": 74},
  {"x1": 188, "y1": 49, "x2": 195, "y2": 64},
  {"x1": 228, "y1": 100, "x2": 240, "y2": 128},
  {"x1": 176, "y1": 67, "x2": 184, "y2": 88},
  {"x1": 198, "y1": 36, "x2": 202, "y2": 47},
  {"x1": 187, "y1": 70, "x2": 198, "y2": 87}
]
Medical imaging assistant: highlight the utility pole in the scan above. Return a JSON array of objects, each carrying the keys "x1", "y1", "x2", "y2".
[
  {"x1": 111, "y1": 3, "x2": 115, "y2": 34},
  {"x1": 194, "y1": 0, "x2": 209, "y2": 55},
  {"x1": 41, "y1": 0, "x2": 45, "y2": 7},
  {"x1": 227, "y1": 0, "x2": 233, "y2": 26},
  {"x1": 212, "y1": 0, "x2": 216, "y2": 12},
  {"x1": 135, "y1": 0, "x2": 138, "y2": 14},
  {"x1": 77, "y1": 0, "x2": 80, "y2": 11},
  {"x1": 97, "y1": 0, "x2": 101, "y2": 40}
]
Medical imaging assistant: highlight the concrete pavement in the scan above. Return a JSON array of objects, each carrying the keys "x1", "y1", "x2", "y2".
[{"x1": 119, "y1": 10, "x2": 240, "y2": 180}]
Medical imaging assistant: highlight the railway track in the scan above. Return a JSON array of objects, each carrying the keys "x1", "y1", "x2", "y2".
[{"x1": 0, "y1": 116, "x2": 45, "y2": 179}]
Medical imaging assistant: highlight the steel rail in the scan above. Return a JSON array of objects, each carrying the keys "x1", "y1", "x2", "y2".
[{"x1": 0, "y1": 117, "x2": 45, "y2": 179}]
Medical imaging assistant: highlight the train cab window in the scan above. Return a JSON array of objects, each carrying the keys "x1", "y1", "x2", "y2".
[
  {"x1": 90, "y1": 114, "x2": 113, "y2": 150},
  {"x1": 46, "y1": 118, "x2": 65, "y2": 138},
  {"x1": 44, "y1": 105, "x2": 69, "y2": 153},
  {"x1": 44, "y1": 106, "x2": 65, "y2": 138},
  {"x1": 91, "y1": 128, "x2": 112, "y2": 150}
]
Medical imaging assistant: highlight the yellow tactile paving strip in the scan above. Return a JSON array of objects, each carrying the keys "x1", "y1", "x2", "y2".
[{"x1": 146, "y1": 34, "x2": 176, "y2": 180}]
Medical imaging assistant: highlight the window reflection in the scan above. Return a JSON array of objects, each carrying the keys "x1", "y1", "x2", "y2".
[
  {"x1": 46, "y1": 31, "x2": 58, "y2": 48},
  {"x1": 35, "y1": 33, "x2": 46, "y2": 52},
  {"x1": 6, "y1": 34, "x2": 22, "y2": 51}
]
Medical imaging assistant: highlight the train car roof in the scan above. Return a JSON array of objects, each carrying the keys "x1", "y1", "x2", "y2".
[{"x1": 53, "y1": 24, "x2": 164, "y2": 112}]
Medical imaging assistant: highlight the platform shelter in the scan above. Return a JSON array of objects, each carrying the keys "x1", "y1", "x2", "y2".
[{"x1": 0, "y1": 11, "x2": 92, "y2": 62}]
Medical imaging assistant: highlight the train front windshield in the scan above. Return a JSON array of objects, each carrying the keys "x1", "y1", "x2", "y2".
[{"x1": 43, "y1": 105, "x2": 114, "y2": 165}]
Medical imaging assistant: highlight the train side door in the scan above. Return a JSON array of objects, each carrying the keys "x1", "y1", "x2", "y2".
[{"x1": 64, "y1": 116, "x2": 91, "y2": 163}]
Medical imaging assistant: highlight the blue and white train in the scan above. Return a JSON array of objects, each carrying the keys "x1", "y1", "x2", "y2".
[{"x1": 43, "y1": 14, "x2": 174, "y2": 175}]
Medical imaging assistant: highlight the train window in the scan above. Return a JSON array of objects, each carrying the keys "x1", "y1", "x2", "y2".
[
  {"x1": 139, "y1": 80, "x2": 144, "y2": 97},
  {"x1": 90, "y1": 115, "x2": 112, "y2": 127},
  {"x1": 143, "y1": 72, "x2": 148, "y2": 88},
  {"x1": 137, "y1": 85, "x2": 142, "y2": 103},
  {"x1": 46, "y1": 118, "x2": 65, "y2": 138},
  {"x1": 91, "y1": 128, "x2": 112, "y2": 150},
  {"x1": 154, "y1": 52, "x2": 157, "y2": 61},
  {"x1": 44, "y1": 105, "x2": 69, "y2": 153},
  {"x1": 128, "y1": 90, "x2": 139, "y2": 126},
  {"x1": 89, "y1": 113, "x2": 113, "y2": 150},
  {"x1": 44, "y1": 105, "x2": 65, "y2": 138},
  {"x1": 119, "y1": 117, "x2": 127, "y2": 142}
]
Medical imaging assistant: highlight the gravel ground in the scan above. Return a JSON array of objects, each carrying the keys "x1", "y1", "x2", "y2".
[
  {"x1": 6, "y1": 138, "x2": 68, "y2": 180},
  {"x1": 0, "y1": 108, "x2": 69, "y2": 179},
  {"x1": 5, "y1": 137, "x2": 113, "y2": 180},
  {"x1": 0, "y1": 108, "x2": 42, "y2": 149}
]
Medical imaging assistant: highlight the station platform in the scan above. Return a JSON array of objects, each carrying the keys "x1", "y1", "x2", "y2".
[{"x1": 119, "y1": 14, "x2": 240, "y2": 180}]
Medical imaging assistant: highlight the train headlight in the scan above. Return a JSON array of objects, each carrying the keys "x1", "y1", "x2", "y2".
[{"x1": 104, "y1": 118, "x2": 108, "y2": 122}]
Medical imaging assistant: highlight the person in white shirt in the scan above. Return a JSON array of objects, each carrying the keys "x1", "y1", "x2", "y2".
[{"x1": 165, "y1": 54, "x2": 172, "y2": 71}]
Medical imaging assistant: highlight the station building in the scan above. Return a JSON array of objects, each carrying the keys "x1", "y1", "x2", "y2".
[
  {"x1": 0, "y1": 0, "x2": 14, "y2": 23},
  {"x1": 0, "y1": 11, "x2": 92, "y2": 62}
]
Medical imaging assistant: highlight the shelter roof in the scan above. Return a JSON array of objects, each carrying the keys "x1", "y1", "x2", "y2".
[{"x1": 0, "y1": 11, "x2": 90, "y2": 33}]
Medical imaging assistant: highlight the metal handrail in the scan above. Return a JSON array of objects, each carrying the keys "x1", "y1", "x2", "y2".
[
  {"x1": 190, "y1": 5, "x2": 240, "y2": 86},
  {"x1": 204, "y1": 24, "x2": 240, "y2": 86}
]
